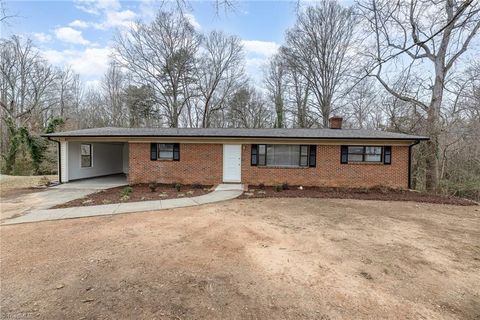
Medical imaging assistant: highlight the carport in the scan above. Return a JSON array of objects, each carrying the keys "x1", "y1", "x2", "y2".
[{"x1": 51, "y1": 139, "x2": 129, "y2": 183}]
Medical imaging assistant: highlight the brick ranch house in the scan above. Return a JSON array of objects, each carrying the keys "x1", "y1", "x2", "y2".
[{"x1": 44, "y1": 118, "x2": 428, "y2": 189}]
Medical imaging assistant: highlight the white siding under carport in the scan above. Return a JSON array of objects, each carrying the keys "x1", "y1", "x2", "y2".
[
  {"x1": 60, "y1": 140, "x2": 69, "y2": 183},
  {"x1": 65, "y1": 141, "x2": 124, "y2": 181}
]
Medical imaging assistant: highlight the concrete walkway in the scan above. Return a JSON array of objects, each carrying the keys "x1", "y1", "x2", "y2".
[{"x1": 2, "y1": 184, "x2": 244, "y2": 225}]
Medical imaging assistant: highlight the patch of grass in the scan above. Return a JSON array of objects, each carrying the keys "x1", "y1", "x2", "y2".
[
  {"x1": 174, "y1": 183, "x2": 182, "y2": 192},
  {"x1": 120, "y1": 186, "x2": 133, "y2": 201}
]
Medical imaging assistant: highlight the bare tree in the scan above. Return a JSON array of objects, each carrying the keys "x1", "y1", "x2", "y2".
[
  {"x1": 114, "y1": 10, "x2": 200, "y2": 127},
  {"x1": 281, "y1": 49, "x2": 313, "y2": 128},
  {"x1": 226, "y1": 86, "x2": 273, "y2": 128},
  {"x1": 0, "y1": 36, "x2": 57, "y2": 126},
  {"x1": 55, "y1": 67, "x2": 81, "y2": 119},
  {"x1": 196, "y1": 31, "x2": 245, "y2": 127},
  {"x1": 358, "y1": 0, "x2": 480, "y2": 191},
  {"x1": 0, "y1": 0, "x2": 15, "y2": 24},
  {"x1": 264, "y1": 54, "x2": 286, "y2": 128},
  {"x1": 102, "y1": 62, "x2": 127, "y2": 127},
  {"x1": 345, "y1": 78, "x2": 379, "y2": 129},
  {"x1": 283, "y1": 0, "x2": 357, "y2": 127},
  {"x1": 77, "y1": 88, "x2": 111, "y2": 129}
]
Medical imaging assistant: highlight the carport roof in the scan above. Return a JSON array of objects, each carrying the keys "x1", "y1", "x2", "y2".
[{"x1": 43, "y1": 127, "x2": 428, "y2": 141}]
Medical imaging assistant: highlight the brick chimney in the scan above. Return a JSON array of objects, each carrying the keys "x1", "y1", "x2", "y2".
[{"x1": 329, "y1": 116, "x2": 343, "y2": 129}]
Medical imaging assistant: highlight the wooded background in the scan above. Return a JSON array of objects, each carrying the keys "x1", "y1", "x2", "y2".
[{"x1": 1, "y1": 0, "x2": 479, "y2": 200}]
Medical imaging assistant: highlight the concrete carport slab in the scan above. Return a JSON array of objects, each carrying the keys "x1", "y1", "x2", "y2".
[{"x1": 52, "y1": 174, "x2": 128, "y2": 190}]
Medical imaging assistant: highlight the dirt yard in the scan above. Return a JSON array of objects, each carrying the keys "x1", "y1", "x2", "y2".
[
  {"x1": 1, "y1": 198, "x2": 479, "y2": 319},
  {"x1": 0, "y1": 174, "x2": 57, "y2": 199},
  {"x1": 0, "y1": 174, "x2": 57, "y2": 191}
]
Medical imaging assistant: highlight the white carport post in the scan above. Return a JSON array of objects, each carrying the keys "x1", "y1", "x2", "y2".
[{"x1": 60, "y1": 139, "x2": 69, "y2": 183}]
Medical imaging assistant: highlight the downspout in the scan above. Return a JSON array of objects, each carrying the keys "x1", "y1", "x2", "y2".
[
  {"x1": 408, "y1": 140, "x2": 420, "y2": 190},
  {"x1": 47, "y1": 137, "x2": 62, "y2": 184}
]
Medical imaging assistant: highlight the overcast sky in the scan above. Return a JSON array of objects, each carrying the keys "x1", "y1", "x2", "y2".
[{"x1": 3, "y1": 0, "x2": 308, "y2": 87}]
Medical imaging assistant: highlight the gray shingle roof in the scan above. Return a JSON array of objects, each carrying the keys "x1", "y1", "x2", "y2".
[{"x1": 43, "y1": 127, "x2": 428, "y2": 141}]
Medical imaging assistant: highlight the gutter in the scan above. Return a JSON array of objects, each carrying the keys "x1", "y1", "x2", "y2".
[
  {"x1": 408, "y1": 140, "x2": 421, "y2": 189},
  {"x1": 41, "y1": 134, "x2": 430, "y2": 141},
  {"x1": 47, "y1": 137, "x2": 62, "y2": 184}
]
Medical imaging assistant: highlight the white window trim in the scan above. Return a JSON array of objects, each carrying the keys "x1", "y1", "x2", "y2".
[{"x1": 80, "y1": 143, "x2": 93, "y2": 168}]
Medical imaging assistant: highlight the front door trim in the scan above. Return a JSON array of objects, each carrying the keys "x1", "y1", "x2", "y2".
[{"x1": 223, "y1": 144, "x2": 242, "y2": 183}]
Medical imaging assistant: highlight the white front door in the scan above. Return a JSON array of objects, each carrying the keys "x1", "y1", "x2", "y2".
[{"x1": 223, "y1": 144, "x2": 242, "y2": 183}]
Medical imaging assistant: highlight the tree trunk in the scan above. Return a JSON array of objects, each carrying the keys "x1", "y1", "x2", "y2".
[
  {"x1": 275, "y1": 95, "x2": 284, "y2": 128},
  {"x1": 425, "y1": 65, "x2": 444, "y2": 191}
]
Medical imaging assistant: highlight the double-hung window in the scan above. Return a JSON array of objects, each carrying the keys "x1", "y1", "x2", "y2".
[
  {"x1": 159, "y1": 143, "x2": 174, "y2": 160},
  {"x1": 347, "y1": 146, "x2": 382, "y2": 162},
  {"x1": 254, "y1": 144, "x2": 312, "y2": 167},
  {"x1": 81, "y1": 144, "x2": 92, "y2": 168},
  {"x1": 341, "y1": 146, "x2": 390, "y2": 164},
  {"x1": 151, "y1": 143, "x2": 180, "y2": 161}
]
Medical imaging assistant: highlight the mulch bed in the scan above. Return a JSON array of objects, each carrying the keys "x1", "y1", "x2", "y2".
[
  {"x1": 239, "y1": 185, "x2": 478, "y2": 206},
  {"x1": 54, "y1": 183, "x2": 213, "y2": 208}
]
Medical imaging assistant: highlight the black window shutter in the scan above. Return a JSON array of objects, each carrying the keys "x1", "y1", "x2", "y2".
[
  {"x1": 150, "y1": 143, "x2": 157, "y2": 160},
  {"x1": 251, "y1": 144, "x2": 258, "y2": 166},
  {"x1": 173, "y1": 143, "x2": 180, "y2": 161},
  {"x1": 340, "y1": 145, "x2": 348, "y2": 164},
  {"x1": 384, "y1": 146, "x2": 392, "y2": 164},
  {"x1": 309, "y1": 145, "x2": 316, "y2": 167}
]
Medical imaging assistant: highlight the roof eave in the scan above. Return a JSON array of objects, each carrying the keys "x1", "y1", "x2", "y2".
[{"x1": 42, "y1": 133, "x2": 429, "y2": 141}]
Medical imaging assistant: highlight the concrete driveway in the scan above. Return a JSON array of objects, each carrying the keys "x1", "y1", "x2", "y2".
[{"x1": 1, "y1": 175, "x2": 127, "y2": 221}]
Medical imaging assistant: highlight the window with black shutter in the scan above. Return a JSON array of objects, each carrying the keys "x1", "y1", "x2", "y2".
[
  {"x1": 341, "y1": 145, "x2": 386, "y2": 164},
  {"x1": 384, "y1": 146, "x2": 392, "y2": 164},
  {"x1": 251, "y1": 144, "x2": 258, "y2": 166},
  {"x1": 150, "y1": 143, "x2": 157, "y2": 160},
  {"x1": 340, "y1": 145, "x2": 348, "y2": 164},
  {"x1": 151, "y1": 143, "x2": 180, "y2": 161},
  {"x1": 173, "y1": 143, "x2": 180, "y2": 161},
  {"x1": 308, "y1": 145, "x2": 316, "y2": 167},
  {"x1": 253, "y1": 144, "x2": 314, "y2": 167}
]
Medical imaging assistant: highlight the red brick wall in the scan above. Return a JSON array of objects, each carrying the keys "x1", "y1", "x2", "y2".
[
  {"x1": 128, "y1": 143, "x2": 410, "y2": 188},
  {"x1": 128, "y1": 143, "x2": 223, "y2": 185},
  {"x1": 242, "y1": 144, "x2": 409, "y2": 188}
]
